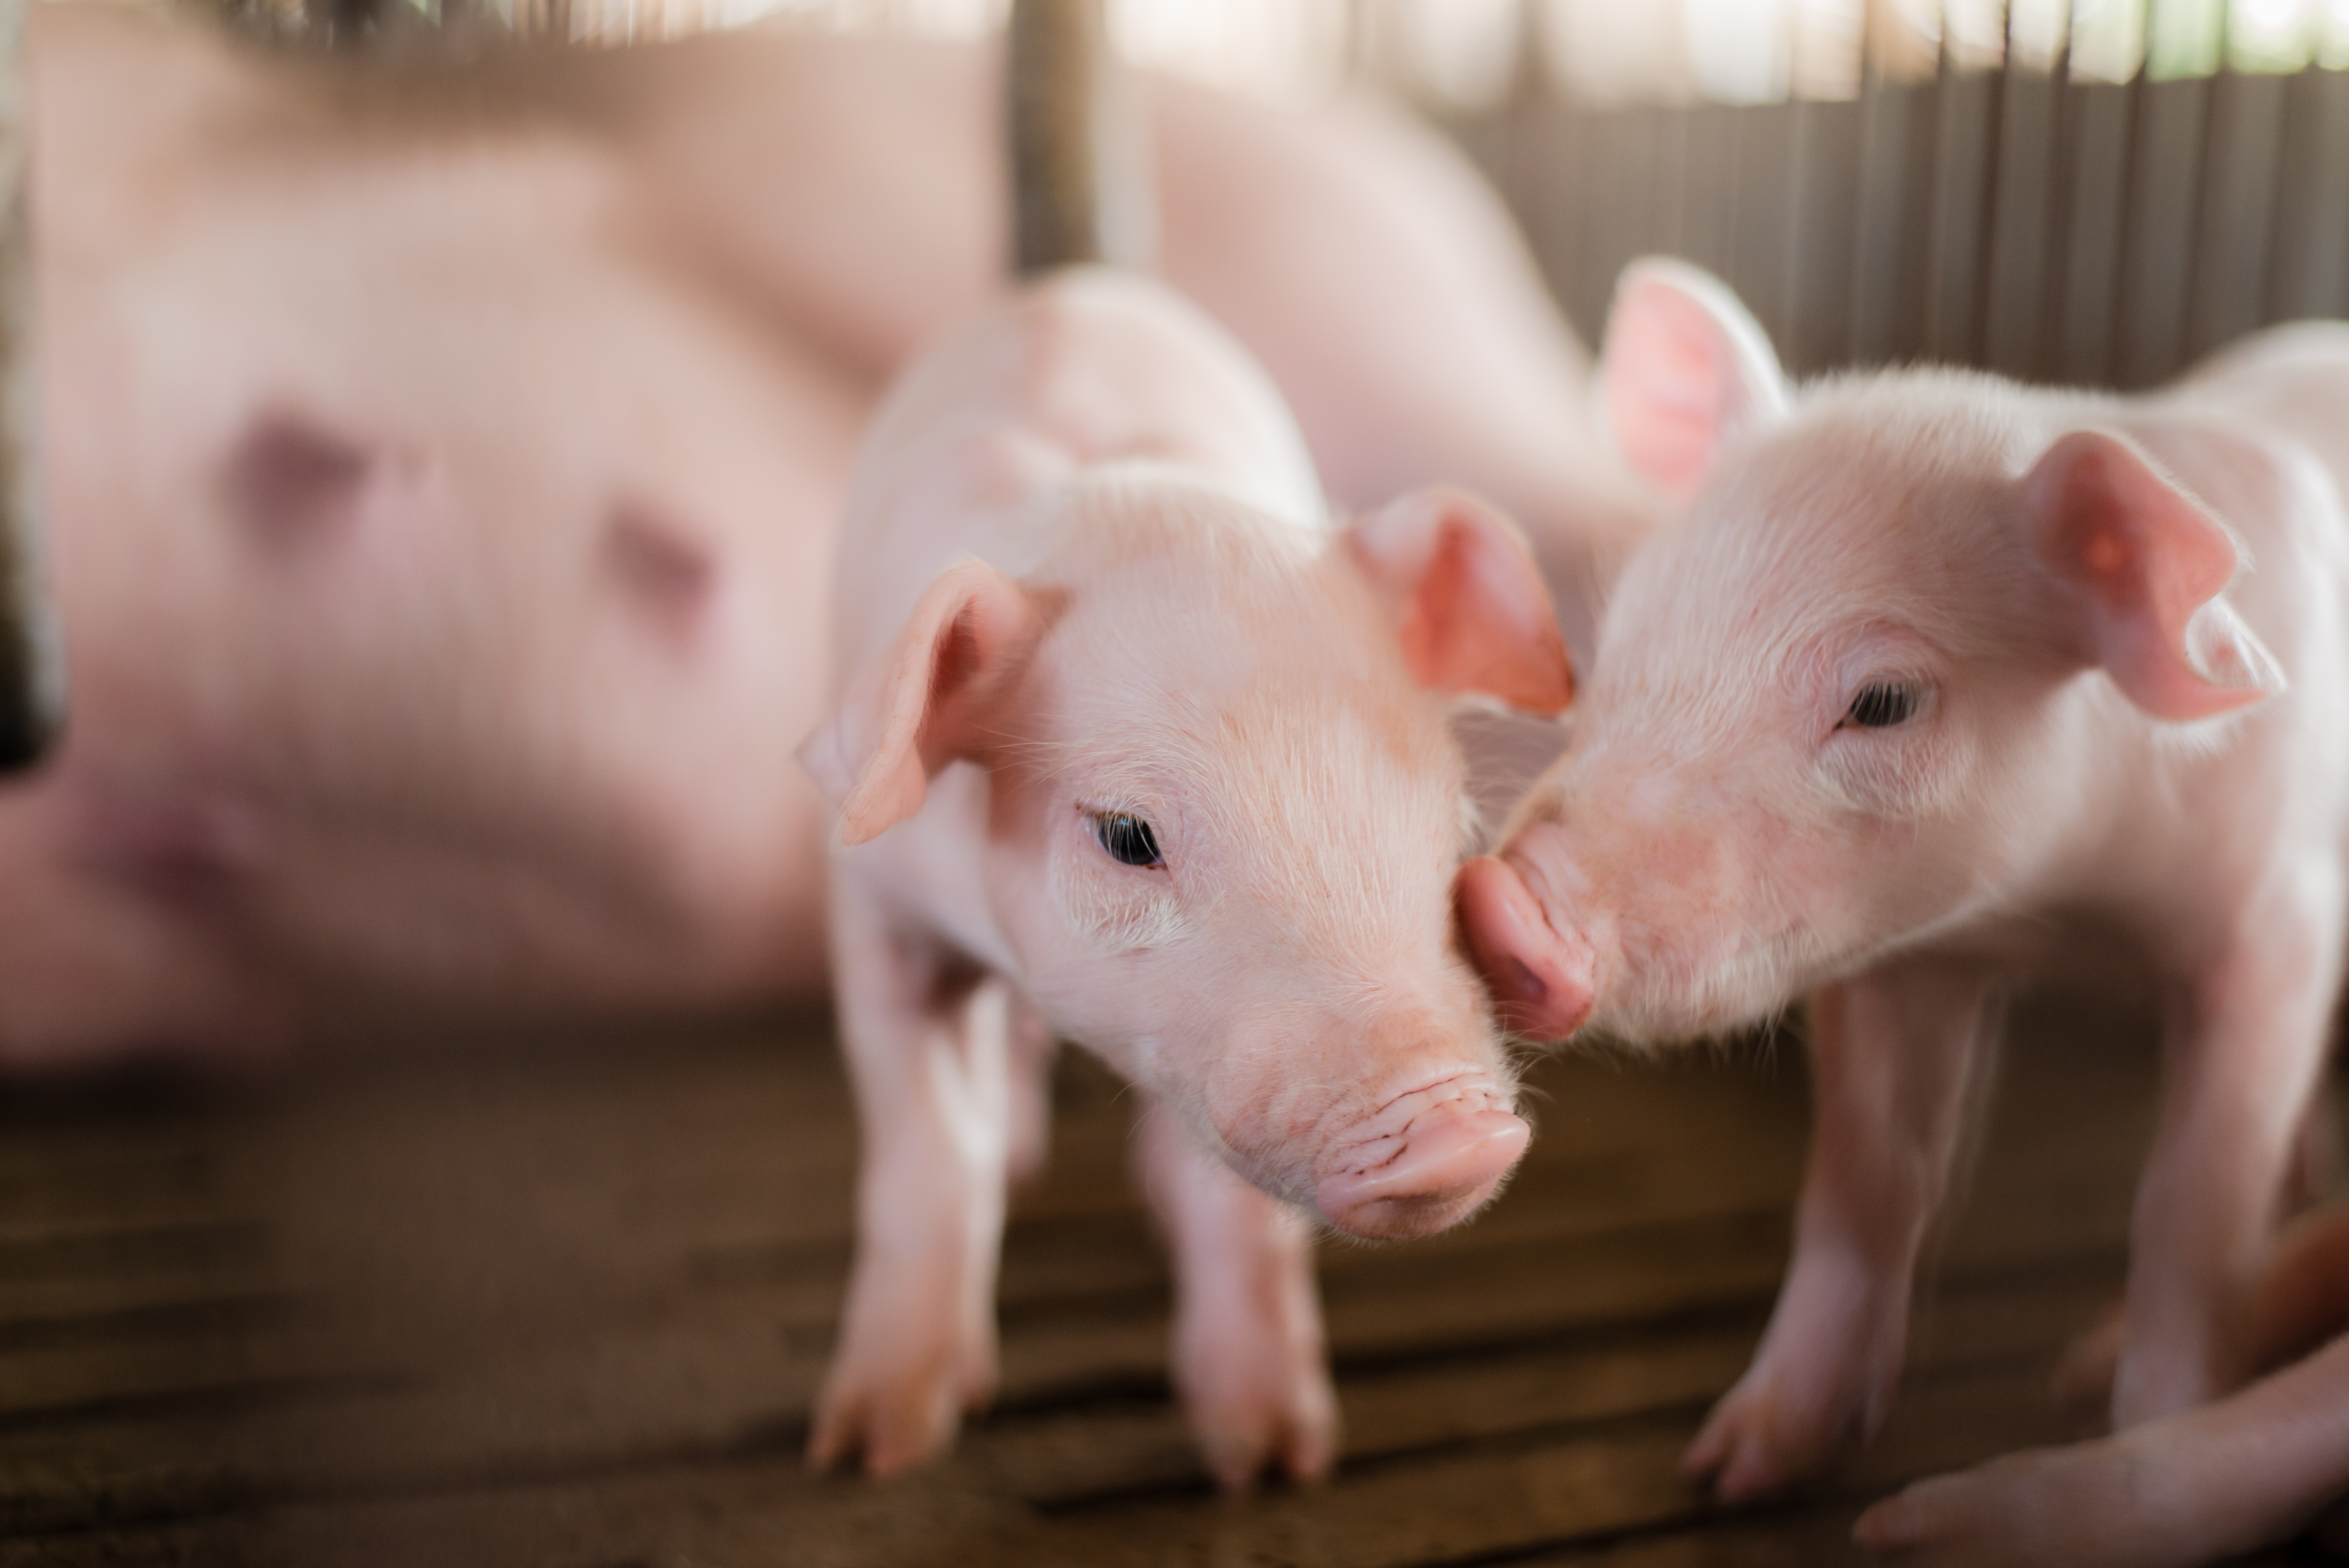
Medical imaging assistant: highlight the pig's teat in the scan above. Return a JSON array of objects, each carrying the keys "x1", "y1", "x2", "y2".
[{"x1": 1092, "y1": 811, "x2": 1165, "y2": 868}]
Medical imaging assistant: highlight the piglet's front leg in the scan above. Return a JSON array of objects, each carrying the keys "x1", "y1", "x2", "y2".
[
  {"x1": 809, "y1": 886, "x2": 1018, "y2": 1478},
  {"x1": 1136, "y1": 1108, "x2": 1338, "y2": 1490},
  {"x1": 1684, "y1": 957, "x2": 1998, "y2": 1501}
]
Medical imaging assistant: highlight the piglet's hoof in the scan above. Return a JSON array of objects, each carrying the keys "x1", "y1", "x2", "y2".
[
  {"x1": 1681, "y1": 1380, "x2": 1808, "y2": 1504},
  {"x1": 1186, "y1": 1366, "x2": 1338, "y2": 1493},
  {"x1": 1175, "y1": 1305, "x2": 1339, "y2": 1491},
  {"x1": 1682, "y1": 1330, "x2": 1899, "y2": 1502},
  {"x1": 807, "y1": 1350, "x2": 991, "y2": 1479},
  {"x1": 806, "y1": 1295, "x2": 997, "y2": 1479}
]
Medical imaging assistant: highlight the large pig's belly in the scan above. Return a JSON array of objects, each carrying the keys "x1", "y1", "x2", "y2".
[
  {"x1": 1, "y1": 7, "x2": 1628, "y2": 1062},
  {"x1": 2, "y1": 128, "x2": 858, "y2": 1064}
]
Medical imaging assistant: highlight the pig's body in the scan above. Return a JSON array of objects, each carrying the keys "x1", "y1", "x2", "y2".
[
  {"x1": 1856, "y1": 1193, "x2": 2349, "y2": 1566},
  {"x1": 1458, "y1": 261, "x2": 2349, "y2": 1549},
  {"x1": 7, "y1": 5, "x2": 1645, "y2": 1065},
  {"x1": 801, "y1": 267, "x2": 1571, "y2": 1482}
]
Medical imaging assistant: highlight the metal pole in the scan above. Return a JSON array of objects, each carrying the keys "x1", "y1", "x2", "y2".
[
  {"x1": 1007, "y1": 0, "x2": 1151, "y2": 276},
  {"x1": 0, "y1": 0, "x2": 61, "y2": 774}
]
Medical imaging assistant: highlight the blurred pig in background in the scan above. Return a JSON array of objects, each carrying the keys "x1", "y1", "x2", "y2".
[
  {"x1": 1457, "y1": 257, "x2": 2349, "y2": 1554},
  {"x1": 4, "y1": 1, "x2": 1647, "y2": 1067}
]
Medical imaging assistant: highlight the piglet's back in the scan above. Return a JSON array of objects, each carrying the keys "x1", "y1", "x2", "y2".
[{"x1": 833, "y1": 269, "x2": 1327, "y2": 668}]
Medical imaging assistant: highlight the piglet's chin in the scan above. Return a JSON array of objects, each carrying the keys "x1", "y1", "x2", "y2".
[
  {"x1": 1457, "y1": 845, "x2": 1596, "y2": 1041},
  {"x1": 1314, "y1": 1078, "x2": 1530, "y2": 1240}
]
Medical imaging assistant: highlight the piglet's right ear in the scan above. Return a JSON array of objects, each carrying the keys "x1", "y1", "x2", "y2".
[
  {"x1": 797, "y1": 560, "x2": 1044, "y2": 846},
  {"x1": 1598, "y1": 257, "x2": 1789, "y2": 504},
  {"x1": 1349, "y1": 487, "x2": 1574, "y2": 715},
  {"x1": 2027, "y1": 429, "x2": 2285, "y2": 722}
]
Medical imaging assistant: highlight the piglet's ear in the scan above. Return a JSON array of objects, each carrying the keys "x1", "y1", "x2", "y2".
[
  {"x1": 2027, "y1": 429, "x2": 2285, "y2": 722},
  {"x1": 1349, "y1": 487, "x2": 1574, "y2": 715},
  {"x1": 1599, "y1": 257, "x2": 1789, "y2": 504},
  {"x1": 797, "y1": 559, "x2": 1045, "y2": 846}
]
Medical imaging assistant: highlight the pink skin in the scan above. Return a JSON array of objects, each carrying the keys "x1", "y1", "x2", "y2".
[
  {"x1": 5, "y1": 5, "x2": 1647, "y2": 1064},
  {"x1": 1459, "y1": 257, "x2": 2349, "y2": 1545},
  {"x1": 800, "y1": 272, "x2": 1568, "y2": 1482},
  {"x1": 1855, "y1": 1204, "x2": 2349, "y2": 1566}
]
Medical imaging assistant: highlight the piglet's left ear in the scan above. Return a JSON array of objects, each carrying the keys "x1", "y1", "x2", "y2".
[
  {"x1": 798, "y1": 559, "x2": 1046, "y2": 846},
  {"x1": 1348, "y1": 487, "x2": 1574, "y2": 715},
  {"x1": 2027, "y1": 428, "x2": 2285, "y2": 722}
]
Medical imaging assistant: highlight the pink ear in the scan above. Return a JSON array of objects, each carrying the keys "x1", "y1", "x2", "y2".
[
  {"x1": 1599, "y1": 258, "x2": 1789, "y2": 503},
  {"x1": 1348, "y1": 488, "x2": 1575, "y2": 715},
  {"x1": 2026, "y1": 429, "x2": 2285, "y2": 722},
  {"x1": 797, "y1": 560, "x2": 1045, "y2": 846}
]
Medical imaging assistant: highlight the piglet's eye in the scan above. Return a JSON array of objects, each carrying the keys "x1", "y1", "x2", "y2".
[
  {"x1": 1094, "y1": 812, "x2": 1165, "y2": 869},
  {"x1": 1843, "y1": 682, "x2": 1924, "y2": 729}
]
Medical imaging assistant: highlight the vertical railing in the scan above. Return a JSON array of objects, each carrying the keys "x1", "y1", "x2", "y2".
[
  {"x1": 1009, "y1": 0, "x2": 1112, "y2": 273},
  {"x1": 1456, "y1": 0, "x2": 2349, "y2": 387},
  {"x1": 0, "y1": 0, "x2": 59, "y2": 773},
  {"x1": 1007, "y1": 0, "x2": 1152, "y2": 276}
]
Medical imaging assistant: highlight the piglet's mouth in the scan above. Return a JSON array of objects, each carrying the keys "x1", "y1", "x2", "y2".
[{"x1": 1315, "y1": 1073, "x2": 1529, "y2": 1241}]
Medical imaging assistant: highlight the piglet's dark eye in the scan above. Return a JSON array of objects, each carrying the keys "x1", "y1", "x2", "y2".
[
  {"x1": 1844, "y1": 682, "x2": 1923, "y2": 729},
  {"x1": 1094, "y1": 812, "x2": 1164, "y2": 868}
]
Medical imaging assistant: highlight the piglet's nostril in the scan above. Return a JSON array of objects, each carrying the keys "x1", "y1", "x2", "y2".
[
  {"x1": 1316, "y1": 1102, "x2": 1528, "y2": 1240},
  {"x1": 1314, "y1": 1069, "x2": 1529, "y2": 1242},
  {"x1": 1457, "y1": 851, "x2": 1595, "y2": 1041}
]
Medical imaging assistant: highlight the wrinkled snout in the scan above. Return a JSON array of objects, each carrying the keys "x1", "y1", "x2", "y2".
[
  {"x1": 1456, "y1": 837, "x2": 1597, "y2": 1041},
  {"x1": 1315, "y1": 1071, "x2": 1529, "y2": 1240}
]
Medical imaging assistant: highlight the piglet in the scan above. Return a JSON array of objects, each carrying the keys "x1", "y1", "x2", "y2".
[
  {"x1": 1456, "y1": 259, "x2": 2349, "y2": 1513},
  {"x1": 800, "y1": 267, "x2": 1570, "y2": 1484}
]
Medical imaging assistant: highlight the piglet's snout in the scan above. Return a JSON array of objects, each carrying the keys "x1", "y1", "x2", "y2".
[
  {"x1": 1457, "y1": 839, "x2": 1596, "y2": 1041},
  {"x1": 1315, "y1": 1073, "x2": 1529, "y2": 1240}
]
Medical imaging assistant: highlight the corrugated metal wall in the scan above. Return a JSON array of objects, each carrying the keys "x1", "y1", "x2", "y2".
[{"x1": 1447, "y1": 5, "x2": 2349, "y2": 385}]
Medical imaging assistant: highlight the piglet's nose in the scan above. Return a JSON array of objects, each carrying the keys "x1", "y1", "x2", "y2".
[
  {"x1": 1316, "y1": 1094, "x2": 1530, "y2": 1240},
  {"x1": 1457, "y1": 850, "x2": 1595, "y2": 1042}
]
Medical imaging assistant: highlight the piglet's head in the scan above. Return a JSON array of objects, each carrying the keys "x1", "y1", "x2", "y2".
[
  {"x1": 802, "y1": 475, "x2": 1569, "y2": 1239},
  {"x1": 1459, "y1": 258, "x2": 2284, "y2": 1047}
]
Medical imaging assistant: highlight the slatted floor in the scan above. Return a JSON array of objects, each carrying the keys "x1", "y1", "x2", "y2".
[{"x1": 0, "y1": 990, "x2": 2331, "y2": 1566}]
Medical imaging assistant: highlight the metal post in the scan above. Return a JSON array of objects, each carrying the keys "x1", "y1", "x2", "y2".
[
  {"x1": 1007, "y1": 0, "x2": 1151, "y2": 276},
  {"x1": 0, "y1": 0, "x2": 60, "y2": 773}
]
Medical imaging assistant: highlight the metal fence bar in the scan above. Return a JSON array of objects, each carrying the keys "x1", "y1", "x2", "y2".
[
  {"x1": 1458, "y1": 0, "x2": 2349, "y2": 387},
  {"x1": 2028, "y1": 2, "x2": 2081, "y2": 385},
  {"x1": 2265, "y1": 65, "x2": 2349, "y2": 321},
  {"x1": 0, "y1": 0, "x2": 60, "y2": 773}
]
